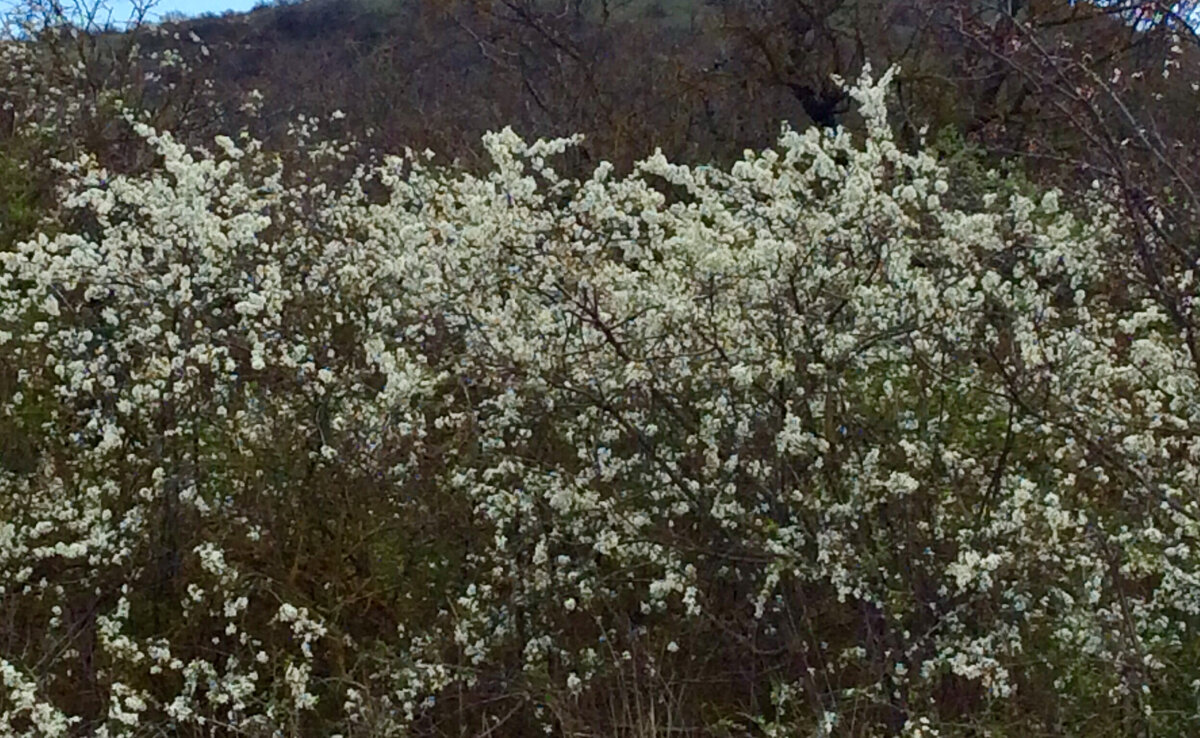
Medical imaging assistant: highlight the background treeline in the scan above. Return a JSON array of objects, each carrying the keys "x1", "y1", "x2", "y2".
[{"x1": 5, "y1": 0, "x2": 1200, "y2": 217}]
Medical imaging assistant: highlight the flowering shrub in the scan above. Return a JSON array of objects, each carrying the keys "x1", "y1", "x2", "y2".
[
  {"x1": 0, "y1": 7, "x2": 235, "y2": 247},
  {"x1": 2, "y1": 65, "x2": 1200, "y2": 736}
]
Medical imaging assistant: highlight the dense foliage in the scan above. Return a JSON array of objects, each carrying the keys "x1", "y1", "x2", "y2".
[
  {"x1": 4, "y1": 1, "x2": 1200, "y2": 736},
  {"x1": 2, "y1": 62, "x2": 1200, "y2": 736}
]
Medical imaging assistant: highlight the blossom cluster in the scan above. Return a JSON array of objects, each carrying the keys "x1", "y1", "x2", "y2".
[{"x1": 2, "y1": 66, "x2": 1199, "y2": 735}]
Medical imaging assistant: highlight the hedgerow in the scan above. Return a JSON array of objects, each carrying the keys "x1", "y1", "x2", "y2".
[{"x1": 2, "y1": 65, "x2": 1200, "y2": 737}]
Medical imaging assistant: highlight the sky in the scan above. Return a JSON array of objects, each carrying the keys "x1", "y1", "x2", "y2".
[
  {"x1": 1074, "y1": 0, "x2": 1200, "y2": 29},
  {"x1": 101, "y1": 0, "x2": 262, "y2": 23},
  {"x1": 0, "y1": 0, "x2": 264, "y2": 29}
]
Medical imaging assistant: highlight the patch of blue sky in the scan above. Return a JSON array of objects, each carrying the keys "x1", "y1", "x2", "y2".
[
  {"x1": 1070, "y1": 0, "x2": 1200, "y2": 31},
  {"x1": 136, "y1": 0, "x2": 262, "y2": 20},
  {"x1": 106, "y1": 0, "x2": 264, "y2": 23},
  {"x1": 2, "y1": 0, "x2": 263, "y2": 32}
]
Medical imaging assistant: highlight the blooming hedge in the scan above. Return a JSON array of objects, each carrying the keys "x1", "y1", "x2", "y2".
[{"x1": 2, "y1": 67, "x2": 1200, "y2": 736}]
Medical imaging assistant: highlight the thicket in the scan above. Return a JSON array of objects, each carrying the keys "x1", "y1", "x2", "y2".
[{"x1": 3, "y1": 1, "x2": 1200, "y2": 736}]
